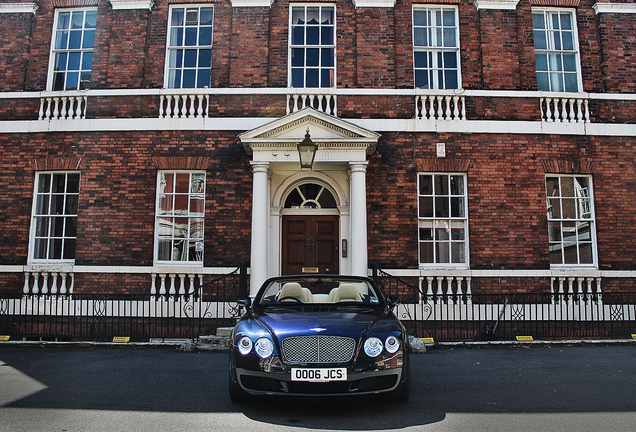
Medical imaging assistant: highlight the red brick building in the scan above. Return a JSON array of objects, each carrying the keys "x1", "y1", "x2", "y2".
[{"x1": 1, "y1": 0, "x2": 635, "y2": 304}]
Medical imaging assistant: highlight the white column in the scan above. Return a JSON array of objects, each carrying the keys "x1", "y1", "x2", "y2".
[
  {"x1": 349, "y1": 162, "x2": 368, "y2": 276},
  {"x1": 250, "y1": 162, "x2": 270, "y2": 297}
]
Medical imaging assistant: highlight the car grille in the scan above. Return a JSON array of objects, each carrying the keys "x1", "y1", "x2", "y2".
[{"x1": 281, "y1": 336, "x2": 356, "y2": 363}]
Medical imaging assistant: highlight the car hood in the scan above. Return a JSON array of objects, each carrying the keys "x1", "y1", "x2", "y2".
[{"x1": 254, "y1": 308, "x2": 383, "y2": 340}]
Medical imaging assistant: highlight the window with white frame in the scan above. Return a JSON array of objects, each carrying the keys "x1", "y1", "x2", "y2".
[
  {"x1": 545, "y1": 175, "x2": 596, "y2": 266},
  {"x1": 48, "y1": 8, "x2": 97, "y2": 91},
  {"x1": 30, "y1": 172, "x2": 80, "y2": 262},
  {"x1": 418, "y1": 173, "x2": 468, "y2": 266},
  {"x1": 412, "y1": 6, "x2": 461, "y2": 89},
  {"x1": 289, "y1": 4, "x2": 335, "y2": 88},
  {"x1": 165, "y1": 5, "x2": 214, "y2": 89},
  {"x1": 155, "y1": 171, "x2": 206, "y2": 264},
  {"x1": 532, "y1": 9, "x2": 582, "y2": 92}
]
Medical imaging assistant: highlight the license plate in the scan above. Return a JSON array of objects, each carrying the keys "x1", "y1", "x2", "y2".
[{"x1": 291, "y1": 368, "x2": 347, "y2": 382}]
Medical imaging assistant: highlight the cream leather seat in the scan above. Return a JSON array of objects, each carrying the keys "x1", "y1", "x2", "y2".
[
  {"x1": 332, "y1": 284, "x2": 362, "y2": 302},
  {"x1": 277, "y1": 282, "x2": 308, "y2": 303}
]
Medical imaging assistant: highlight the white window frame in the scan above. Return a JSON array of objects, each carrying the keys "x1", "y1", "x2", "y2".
[
  {"x1": 29, "y1": 171, "x2": 81, "y2": 264},
  {"x1": 288, "y1": 3, "x2": 336, "y2": 88},
  {"x1": 417, "y1": 173, "x2": 469, "y2": 268},
  {"x1": 532, "y1": 8, "x2": 583, "y2": 93},
  {"x1": 154, "y1": 171, "x2": 206, "y2": 265},
  {"x1": 164, "y1": 4, "x2": 214, "y2": 89},
  {"x1": 545, "y1": 174, "x2": 597, "y2": 268},
  {"x1": 412, "y1": 5, "x2": 461, "y2": 90},
  {"x1": 47, "y1": 7, "x2": 97, "y2": 91}
]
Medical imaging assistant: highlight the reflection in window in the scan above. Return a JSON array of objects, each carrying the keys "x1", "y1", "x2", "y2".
[
  {"x1": 156, "y1": 171, "x2": 205, "y2": 263},
  {"x1": 418, "y1": 173, "x2": 467, "y2": 266},
  {"x1": 284, "y1": 183, "x2": 337, "y2": 209},
  {"x1": 31, "y1": 172, "x2": 80, "y2": 261},
  {"x1": 289, "y1": 5, "x2": 335, "y2": 88},
  {"x1": 412, "y1": 6, "x2": 460, "y2": 89},
  {"x1": 532, "y1": 9, "x2": 580, "y2": 92},
  {"x1": 546, "y1": 175, "x2": 595, "y2": 266},
  {"x1": 166, "y1": 6, "x2": 214, "y2": 88},
  {"x1": 50, "y1": 9, "x2": 97, "y2": 90}
]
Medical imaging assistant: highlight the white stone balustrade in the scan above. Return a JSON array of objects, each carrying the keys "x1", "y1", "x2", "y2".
[
  {"x1": 150, "y1": 272, "x2": 202, "y2": 297},
  {"x1": 287, "y1": 93, "x2": 337, "y2": 116},
  {"x1": 160, "y1": 94, "x2": 210, "y2": 118},
  {"x1": 540, "y1": 97, "x2": 589, "y2": 123},
  {"x1": 424, "y1": 275, "x2": 472, "y2": 303},
  {"x1": 415, "y1": 94, "x2": 466, "y2": 120},
  {"x1": 23, "y1": 271, "x2": 74, "y2": 295},
  {"x1": 38, "y1": 96, "x2": 87, "y2": 120}
]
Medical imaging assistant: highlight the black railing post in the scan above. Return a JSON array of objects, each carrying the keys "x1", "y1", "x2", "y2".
[{"x1": 238, "y1": 262, "x2": 248, "y2": 299}]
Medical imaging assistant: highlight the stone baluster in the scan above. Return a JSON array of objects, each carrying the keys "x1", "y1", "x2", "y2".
[
  {"x1": 23, "y1": 272, "x2": 31, "y2": 294},
  {"x1": 178, "y1": 274, "x2": 186, "y2": 295},
  {"x1": 159, "y1": 274, "x2": 167, "y2": 295},
  {"x1": 41, "y1": 272, "x2": 49, "y2": 294},
  {"x1": 50, "y1": 272, "x2": 58, "y2": 294},
  {"x1": 60, "y1": 273, "x2": 68, "y2": 294},
  {"x1": 169, "y1": 274, "x2": 177, "y2": 295},
  {"x1": 150, "y1": 274, "x2": 157, "y2": 295}
]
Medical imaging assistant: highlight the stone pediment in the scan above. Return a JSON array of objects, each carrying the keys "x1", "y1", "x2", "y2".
[{"x1": 239, "y1": 108, "x2": 380, "y2": 156}]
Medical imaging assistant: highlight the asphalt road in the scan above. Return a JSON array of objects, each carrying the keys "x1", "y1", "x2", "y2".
[{"x1": 0, "y1": 343, "x2": 634, "y2": 432}]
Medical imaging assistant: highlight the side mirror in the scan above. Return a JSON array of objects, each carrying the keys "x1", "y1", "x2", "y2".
[
  {"x1": 387, "y1": 295, "x2": 400, "y2": 310},
  {"x1": 238, "y1": 298, "x2": 251, "y2": 312}
]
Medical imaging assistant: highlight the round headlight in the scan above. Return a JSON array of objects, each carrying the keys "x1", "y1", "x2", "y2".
[
  {"x1": 385, "y1": 335, "x2": 400, "y2": 354},
  {"x1": 255, "y1": 338, "x2": 274, "y2": 359},
  {"x1": 237, "y1": 336, "x2": 252, "y2": 355},
  {"x1": 364, "y1": 337, "x2": 384, "y2": 357}
]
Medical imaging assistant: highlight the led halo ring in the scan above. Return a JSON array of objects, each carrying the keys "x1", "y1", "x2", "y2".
[
  {"x1": 255, "y1": 337, "x2": 274, "y2": 358},
  {"x1": 364, "y1": 337, "x2": 384, "y2": 357},
  {"x1": 385, "y1": 335, "x2": 401, "y2": 354},
  {"x1": 238, "y1": 336, "x2": 253, "y2": 355}
]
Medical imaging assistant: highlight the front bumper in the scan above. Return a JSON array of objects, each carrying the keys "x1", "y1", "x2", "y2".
[{"x1": 233, "y1": 363, "x2": 405, "y2": 397}]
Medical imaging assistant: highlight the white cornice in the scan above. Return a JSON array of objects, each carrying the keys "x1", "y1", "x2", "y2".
[
  {"x1": 352, "y1": 0, "x2": 397, "y2": 7},
  {"x1": 230, "y1": 0, "x2": 274, "y2": 7},
  {"x1": 593, "y1": 3, "x2": 636, "y2": 14},
  {"x1": 0, "y1": 2, "x2": 38, "y2": 14},
  {"x1": 473, "y1": 0, "x2": 519, "y2": 10},
  {"x1": 110, "y1": 0, "x2": 154, "y2": 10}
]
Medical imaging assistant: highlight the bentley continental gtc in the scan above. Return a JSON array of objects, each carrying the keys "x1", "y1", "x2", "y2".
[{"x1": 229, "y1": 275, "x2": 410, "y2": 402}]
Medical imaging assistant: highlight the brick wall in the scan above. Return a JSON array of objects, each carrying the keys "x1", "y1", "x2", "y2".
[
  {"x1": 0, "y1": 12, "x2": 34, "y2": 91},
  {"x1": 366, "y1": 133, "x2": 636, "y2": 271},
  {"x1": 1, "y1": 1, "x2": 633, "y2": 92}
]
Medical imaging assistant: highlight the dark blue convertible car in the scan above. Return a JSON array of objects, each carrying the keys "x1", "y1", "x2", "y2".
[{"x1": 229, "y1": 275, "x2": 410, "y2": 402}]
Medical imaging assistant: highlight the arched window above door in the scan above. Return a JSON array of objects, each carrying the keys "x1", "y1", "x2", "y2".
[{"x1": 284, "y1": 183, "x2": 337, "y2": 209}]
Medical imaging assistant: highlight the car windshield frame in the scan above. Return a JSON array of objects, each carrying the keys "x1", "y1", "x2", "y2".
[{"x1": 254, "y1": 275, "x2": 386, "y2": 308}]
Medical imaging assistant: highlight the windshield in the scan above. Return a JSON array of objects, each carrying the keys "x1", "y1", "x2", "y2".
[{"x1": 256, "y1": 277, "x2": 382, "y2": 307}]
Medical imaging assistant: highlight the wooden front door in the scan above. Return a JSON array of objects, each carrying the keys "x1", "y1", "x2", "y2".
[{"x1": 282, "y1": 215, "x2": 339, "y2": 275}]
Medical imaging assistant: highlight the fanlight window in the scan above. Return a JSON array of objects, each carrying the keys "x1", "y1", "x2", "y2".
[{"x1": 284, "y1": 183, "x2": 337, "y2": 209}]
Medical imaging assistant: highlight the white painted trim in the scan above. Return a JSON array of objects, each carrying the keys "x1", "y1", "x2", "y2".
[
  {"x1": 1, "y1": 118, "x2": 636, "y2": 137},
  {"x1": 593, "y1": 3, "x2": 636, "y2": 14},
  {"x1": 5, "y1": 264, "x2": 636, "y2": 280},
  {"x1": 110, "y1": 0, "x2": 154, "y2": 11},
  {"x1": 473, "y1": 0, "x2": 519, "y2": 10},
  {"x1": 352, "y1": 0, "x2": 396, "y2": 7},
  {"x1": 230, "y1": 0, "x2": 274, "y2": 6},
  {"x1": 0, "y1": 3, "x2": 38, "y2": 14}
]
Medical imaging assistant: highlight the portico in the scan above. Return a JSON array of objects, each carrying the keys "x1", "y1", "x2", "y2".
[{"x1": 239, "y1": 108, "x2": 380, "y2": 296}]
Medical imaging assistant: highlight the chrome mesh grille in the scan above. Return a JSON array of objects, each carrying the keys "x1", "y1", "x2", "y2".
[{"x1": 281, "y1": 336, "x2": 356, "y2": 363}]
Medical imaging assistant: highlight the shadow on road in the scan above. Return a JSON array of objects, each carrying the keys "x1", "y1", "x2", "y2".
[{"x1": 1, "y1": 344, "x2": 635, "y2": 430}]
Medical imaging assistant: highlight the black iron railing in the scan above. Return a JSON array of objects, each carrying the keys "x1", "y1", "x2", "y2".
[
  {"x1": 373, "y1": 265, "x2": 636, "y2": 341},
  {"x1": 0, "y1": 264, "x2": 247, "y2": 342}
]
